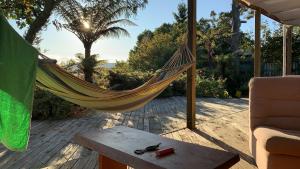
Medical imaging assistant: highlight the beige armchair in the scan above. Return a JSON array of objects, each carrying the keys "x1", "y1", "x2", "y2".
[{"x1": 249, "y1": 76, "x2": 300, "y2": 169}]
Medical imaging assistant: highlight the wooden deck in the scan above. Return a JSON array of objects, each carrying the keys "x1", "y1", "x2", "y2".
[{"x1": 0, "y1": 97, "x2": 257, "y2": 169}]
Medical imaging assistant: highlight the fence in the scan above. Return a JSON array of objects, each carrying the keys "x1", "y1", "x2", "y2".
[{"x1": 262, "y1": 61, "x2": 300, "y2": 76}]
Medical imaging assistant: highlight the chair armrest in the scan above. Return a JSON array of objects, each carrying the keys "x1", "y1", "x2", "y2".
[{"x1": 254, "y1": 127, "x2": 300, "y2": 157}]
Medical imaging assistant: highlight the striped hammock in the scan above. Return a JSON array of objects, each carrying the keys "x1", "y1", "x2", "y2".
[
  {"x1": 36, "y1": 45, "x2": 195, "y2": 112},
  {"x1": 0, "y1": 10, "x2": 194, "y2": 151}
]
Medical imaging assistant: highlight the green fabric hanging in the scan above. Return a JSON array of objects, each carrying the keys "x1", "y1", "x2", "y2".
[{"x1": 0, "y1": 14, "x2": 38, "y2": 151}]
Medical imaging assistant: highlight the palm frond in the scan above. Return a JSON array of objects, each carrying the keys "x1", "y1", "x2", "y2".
[
  {"x1": 106, "y1": 19, "x2": 137, "y2": 27},
  {"x1": 56, "y1": 0, "x2": 137, "y2": 44},
  {"x1": 99, "y1": 26, "x2": 130, "y2": 38}
]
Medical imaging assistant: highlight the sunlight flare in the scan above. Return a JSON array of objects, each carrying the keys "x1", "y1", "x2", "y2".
[{"x1": 83, "y1": 21, "x2": 90, "y2": 30}]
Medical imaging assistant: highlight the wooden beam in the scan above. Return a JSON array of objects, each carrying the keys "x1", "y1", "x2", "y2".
[
  {"x1": 283, "y1": 25, "x2": 293, "y2": 76},
  {"x1": 187, "y1": 0, "x2": 196, "y2": 129},
  {"x1": 254, "y1": 10, "x2": 261, "y2": 77},
  {"x1": 237, "y1": 0, "x2": 281, "y2": 24}
]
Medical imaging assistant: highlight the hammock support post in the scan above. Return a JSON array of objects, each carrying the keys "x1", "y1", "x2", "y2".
[
  {"x1": 254, "y1": 10, "x2": 261, "y2": 77},
  {"x1": 187, "y1": 0, "x2": 196, "y2": 129}
]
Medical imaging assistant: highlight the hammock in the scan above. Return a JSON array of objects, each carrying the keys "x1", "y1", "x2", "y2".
[
  {"x1": 36, "y1": 45, "x2": 195, "y2": 112},
  {"x1": 0, "y1": 9, "x2": 195, "y2": 150}
]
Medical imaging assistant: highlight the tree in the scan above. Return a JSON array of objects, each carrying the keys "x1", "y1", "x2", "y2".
[
  {"x1": 128, "y1": 2, "x2": 188, "y2": 72},
  {"x1": 129, "y1": 32, "x2": 178, "y2": 71},
  {"x1": 136, "y1": 30, "x2": 153, "y2": 44},
  {"x1": 231, "y1": 0, "x2": 241, "y2": 74},
  {"x1": 173, "y1": 2, "x2": 187, "y2": 24},
  {"x1": 113, "y1": 60, "x2": 131, "y2": 72},
  {"x1": 197, "y1": 12, "x2": 217, "y2": 69},
  {"x1": 55, "y1": 0, "x2": 141, "y2": 82},
  {"x1": 197, "y1": 11, "x2": 232, "y2": 70},
  {"x1": 1, "y1": 0, "x2": 147, "y2": 44},
  {"x1": 0, "y1": 0, "x2": 63, "y2": 44},
  {"x1": 75, "y1": 53, "x2": 107, "y2": 80}
]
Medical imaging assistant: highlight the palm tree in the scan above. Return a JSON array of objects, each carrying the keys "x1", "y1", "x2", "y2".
[{"x1": 55, "y1": 0, "x2": 138, "y2": 82}]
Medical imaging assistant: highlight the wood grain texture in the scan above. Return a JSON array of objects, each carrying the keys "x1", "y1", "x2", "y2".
[
  {"x1": 0, "y1": 97, "x2": 255, "y2": 169},
  {"x1": 187, "y1": 0, "x2": 197, "y2": 129},
  {"x1": 75, "y1": 126, "x2": 239, "y2": 169}
]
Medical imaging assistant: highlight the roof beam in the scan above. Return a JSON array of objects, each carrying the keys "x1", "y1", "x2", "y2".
[{"x1": 237, "y1": 0, "x2": 281, "y2": 23}]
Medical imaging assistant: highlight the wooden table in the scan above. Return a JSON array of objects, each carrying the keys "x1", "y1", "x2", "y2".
[{"x1": 74, "y1": 126, "x2": 240, "y2": 169}]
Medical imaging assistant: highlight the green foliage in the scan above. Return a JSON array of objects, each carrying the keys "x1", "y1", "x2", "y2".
[
  {"x1": 136, "y1": 30, "x2": 153, "y2": 44},
  {"x1": 55, "y1": 0, "x2": 147, "y2": 82},
  {"x1": 128, "y1": 3, "x2": 188, "y2": 72},
  {"x1": 60, "y1": 54, "x2": 109, "y2": 88},
  {"x1": 107, "y1": 69, "x2": 229, "y2": 98},
  {"x1": 128, "y1": 4, "x2": 253, "y2": 97},
  {"x1": 77, "y1": 53, "x2": 107, "y2": 83},
  {"x1": 1, "y1": 0, "x2": 63, "y2": 43},
  {"x1": 113, "y1": 60, "x2": 132, "y2": 72},
  {"x1": 173, "y1": 2, "x2": 187, "y2": 24},
  {"x1": 196, "y1": 11, "x2": 232, "y2": 69},
  {"x1": 128, "y1": 32, "x2": 179, "y2": 71},
  {"x1": 159, "y1": 75, "x2": 187, "y2": 98},
  {"x1": 0, "y1": 0, "x2": 44, "y2": 28},
  {"x1": 196, "y1": 76, "x2": 229, "y2": 98},
  {"x1": 108, "y1": 70, "x2": 152, "y2": 90},
  {"x1": 32, "y1": 88, "x2": 75, "y2": 120},
  {"x1": 84, "y1": 0, "x2": 148, "y2": 16},
  {"x1": 260, "y1": 25, "x2": 300, "y2": 76},
  {"x1": 55, "y1": 0, "x2": 137, "y2": 43},
  {"x1": 262, "y1": 26, "x2": 283, "y2": 65}
]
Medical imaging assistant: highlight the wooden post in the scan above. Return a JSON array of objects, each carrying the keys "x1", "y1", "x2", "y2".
[
  {"x1": 187, "y1": 0, "x2": 196, "y2": 129},
  {"x1": 254, "y1": 10, "x2": 261, "y2": 77},
  {"x1": 283, "y1": 25, "x2": 293, "y2": 76}
]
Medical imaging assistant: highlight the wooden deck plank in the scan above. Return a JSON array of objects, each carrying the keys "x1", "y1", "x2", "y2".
[
  {"x1": 8, "y1": 119, "x2": 84, "y2": 169},
  {"x1": 3, "y1": 120, "x2": 75, "y2": 169},
  {"x1": 0, "y1": 97, "x2": 255, "y2": 169}
]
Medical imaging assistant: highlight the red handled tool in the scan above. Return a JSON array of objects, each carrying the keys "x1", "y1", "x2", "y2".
[{"x1": 155, "y1": 147, "x2": 175, "y2": 157}]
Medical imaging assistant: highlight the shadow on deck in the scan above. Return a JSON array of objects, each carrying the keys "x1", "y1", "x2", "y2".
[{"x1": 0, "y1": 97, "x2": 256, "y2": 169}]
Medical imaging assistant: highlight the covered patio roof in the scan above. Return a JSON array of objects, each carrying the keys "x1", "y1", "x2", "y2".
[{"x1": 239, "y1": 0, "x2": 300, "y2": 26}]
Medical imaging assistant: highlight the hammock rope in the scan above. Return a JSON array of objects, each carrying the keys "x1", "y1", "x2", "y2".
[{"x1": 36, "y1": 44, "x2": 195, "y2": 112}]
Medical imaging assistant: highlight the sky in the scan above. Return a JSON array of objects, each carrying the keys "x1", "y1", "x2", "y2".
[{"x1": 9, "y1": 0, "x2": 277, "y2": 63}]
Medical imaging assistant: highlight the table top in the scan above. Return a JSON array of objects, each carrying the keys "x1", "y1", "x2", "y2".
[{"x1": 74, "y1": 126, "x2": 239, "y2": 169}]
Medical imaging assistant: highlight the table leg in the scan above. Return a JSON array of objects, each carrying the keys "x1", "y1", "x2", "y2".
[{"x1": 99, "y1": 155, "x2": 127, "y2": 169}]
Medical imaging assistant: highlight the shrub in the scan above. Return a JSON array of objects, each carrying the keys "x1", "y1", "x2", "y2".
[
  {"x1": 171, "y1": 75, "x2": 187, "y2": 96},
  {"x1": 108, "y1": 70, "x2": 230, "y2": 98},
  {"x1": 159, "y1": 86, "x2": 173, "y2": 98},
  {"x1": 196, "y1": 76, "x2": 230, "y2": 98},
  {"x1": 108, "y1": 70, "x2": 153, "y2": 90},
  {"x1": 32, "y1": 88, "x2": 76, "y2": 120}
]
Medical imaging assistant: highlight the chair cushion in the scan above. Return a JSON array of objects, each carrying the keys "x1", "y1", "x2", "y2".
[{"x1": 254, "y1": 126, "x2": 300, "y2": 157}]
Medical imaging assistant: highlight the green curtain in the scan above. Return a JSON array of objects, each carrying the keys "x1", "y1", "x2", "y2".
[{"x1": 0, "y1": 14, "x2": 38, "y2": 151}]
